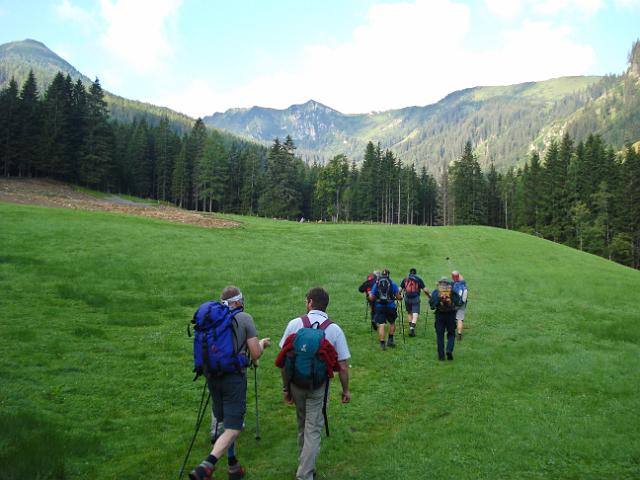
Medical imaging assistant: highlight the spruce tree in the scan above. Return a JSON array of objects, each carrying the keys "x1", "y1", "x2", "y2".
[
  {"x1": 81, "y1": 78, "x2": 113, "y2": 189},
  {"x1": 41, "y1": 72, "x2": 73, "y2": 179},
  {"x1": 0, "y1": 78, "x2": 20, "y2": 176},
  {"x1": 17, "y1": 70, "x2": 41, "y2": 177}
]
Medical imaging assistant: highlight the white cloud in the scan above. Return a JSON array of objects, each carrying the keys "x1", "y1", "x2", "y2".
[
  {"x1": 189, "y1": 0, "x2": 595, "y2": 116},
  {"x1": 55, "y1": 0, "x2": 95, "y2": 26},
  {"x1": 531, "y1": 0, "x2": 603, "y2": 16},
  {"x1": 471, "y1": 21, "x2": 595, "y2": 85},
  {"x1": 484, "y1": 0, "x2": 523, "y2": 18},
  {"x1": 99, "y1": 0, "x2": 183, "y2": 74},
  {"x1": 156, "y1": 78, "x2": 228, "y2": 118},
  {"x1": 614, "y1": 0, "x2": 640, "y2": 7}
]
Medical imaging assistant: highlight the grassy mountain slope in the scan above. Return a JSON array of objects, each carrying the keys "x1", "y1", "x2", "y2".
[
  {"x1": 0, "y1": 39, "x2": 195, "y2": 133},
  {"x1": 1, "y1": 201, "x2": 638, "y2": 479}
]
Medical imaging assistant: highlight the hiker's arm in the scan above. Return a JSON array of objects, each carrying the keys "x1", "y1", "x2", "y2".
[
  {"x1": 280, "y1": 367, "x2": 294, "y2": 405},
  {"x1": 247, "y1": 336, "x2": 270, "y2": 366},
  {"x1": 423, "y1": 288, "x2": 431, "y2": 299},
  {"x1": 338, "y1": 360, "x2": 350, "y2": 403}
]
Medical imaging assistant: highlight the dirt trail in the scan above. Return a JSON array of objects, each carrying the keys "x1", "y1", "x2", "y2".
[{"x1": 0, "y1": 178, "x2": 240, "y2": 228}]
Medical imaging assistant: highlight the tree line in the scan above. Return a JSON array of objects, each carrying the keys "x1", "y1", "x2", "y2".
[
  {"x1": 1, "y1": 71, "x2": 638, "y2": 268},
  {"x1": 445, "y1": 136, "x2": 640, "y2": 269}
]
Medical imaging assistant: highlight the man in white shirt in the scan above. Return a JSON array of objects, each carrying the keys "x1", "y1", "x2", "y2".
[{"x1": 278, "y1": 287, "x2": 351, "y2": 480}]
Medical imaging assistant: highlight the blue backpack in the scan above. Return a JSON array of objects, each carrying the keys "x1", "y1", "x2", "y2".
[
  {"x1": 284, "y1": 316, "x2": 334, "y2": 390},
  {"x1": 192, "y1": 301, "x2": 249, "y2": 378},
  {"x1": 452, "y1": 280, "x2": 468, "y2": 307}
]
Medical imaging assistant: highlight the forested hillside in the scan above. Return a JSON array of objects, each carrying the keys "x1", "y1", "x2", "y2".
[
  {"x1": 206, "y1": 77, "x2": 605, "y2": 170},
  {"x1": 207, "y1": 41, "x2": 640, "y2": 172},
  {"x1": 0, "y1": 39, "x2": 194, "y2": 134}
]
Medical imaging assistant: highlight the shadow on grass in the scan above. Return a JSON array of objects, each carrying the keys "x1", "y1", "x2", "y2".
[{"x1": 0, "y1": 411, "x2": 98, "y2": 479}]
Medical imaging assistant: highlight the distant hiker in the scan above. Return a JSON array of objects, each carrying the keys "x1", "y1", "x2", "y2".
[
  {"x1": 400, "y1": 268, "x2": 430, "y2": 337},
  {"x1": 276, "y1": 287, "x2": 351, "y2": 480},
  {"x1": 451, "y1": 271, "x2": 469, "y2": 341},
  {"x1": 189, "y1": 286, "x2": 270, "y2": 480},
  {"x1": 358, "y1": 271, "x2": 379, "y2": 330},
  {"x1": 369, "y1": 269, "x2": 402, "y2": 350},
  {"x1": 429, "y1": 277, "x2": 457, "y2": 361}
]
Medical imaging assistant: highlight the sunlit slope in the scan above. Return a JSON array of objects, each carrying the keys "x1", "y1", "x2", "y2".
[{"x1": 0, "y1": 203, "x2": 638, "y2": 479}]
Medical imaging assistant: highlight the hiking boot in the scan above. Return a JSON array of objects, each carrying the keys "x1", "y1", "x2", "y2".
[
  {"x1": 446, "y1": 352, "x2": 453, "y2": 361},
  {"x1": 438, "y1": 356, "x2": 445, "y2": 361},
  {"x1": 409, "y1": 328, "x2": 415, "y2": 337},
  {"x1": 228, "y1": 463, "x2": 245, "y2": 480},
  {"x1": 386, "y1": 339, "x2": 396, "y2": 348},
  {"x1": 189, "y1": 464, "x2": 214, "y2": 480},
  {"x1": 380, "y1": 341, "x2": 386, "y2": 351}
]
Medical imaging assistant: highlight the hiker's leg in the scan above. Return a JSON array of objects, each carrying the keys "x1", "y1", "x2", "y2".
[
  {"x1": 376, "y1": 310, "x2": 386, "y2": 342},
  {"x1": 434, "y1": 317, "x2": 445, "y2": 359},
  {"x1": 446, "y1": 313, "x2": 456, "y2": 353},
  {"x1": 211, "y1": 373, "x2": 246, "y2": 458},
  {"x1": 456, "y1": 307, "x2": 465, "y2": 335},
  {"x1": 294, "y1": 383, "x2": 325, "y2": 480},
  {"x1": 291, "y1": 383, "x2": 309, "y2": 454},
  {"x1": 211, "y1": 428, "x2": 241, "y2": 458}
]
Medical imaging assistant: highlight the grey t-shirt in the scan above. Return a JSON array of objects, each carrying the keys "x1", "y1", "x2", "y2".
[{"x1": 232, "y1": 311, "x2": 257, "y2": 364}]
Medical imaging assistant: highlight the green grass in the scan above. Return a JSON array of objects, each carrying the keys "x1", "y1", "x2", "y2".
[{"x1": 1, "y1": 203, "x2": 639, "y2": 479}]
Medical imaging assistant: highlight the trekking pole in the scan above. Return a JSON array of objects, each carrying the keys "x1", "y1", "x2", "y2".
[
  {"x1": 254, "y1": 364, "x2": 261, "y2": 440},
  {"x1": 399, "y1": 301, "x2": 406, "y2": 344},
  {"x1": 365, "y1": 298, "x2": 371, "y2": 337},
  {"x1": 178, "y1": 382, "x2": 211, "y2": 480}
]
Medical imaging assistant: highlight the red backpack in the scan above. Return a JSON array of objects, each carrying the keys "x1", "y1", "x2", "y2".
[{"x1": 404, "y1": 276, "x2": 419, "y2": 295}]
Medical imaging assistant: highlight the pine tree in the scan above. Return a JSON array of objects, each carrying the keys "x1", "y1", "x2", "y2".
[
  {"x1": 486, "y1": 162, "x2": 502, "y2": 227},
  {"x1": 69, "y1": 79, "x2": 87, "y2": 183},
  {"x1": 41, "y1": 72, "x2": 73, "y2": 179},
  {"x1": 80, "y1": 78, "x2": 113, "y2": 189},
  {"x1": 0, "y1": 78, "x2": 20, "y2": 176},
  {"x1": 17, "y1": 70, "x2": 41, "y2": 177}
]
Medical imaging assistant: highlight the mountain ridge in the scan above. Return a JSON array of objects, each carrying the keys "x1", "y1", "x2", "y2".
[{"x1": 0, "y1": 39, "x2": 195, "y2": 133}]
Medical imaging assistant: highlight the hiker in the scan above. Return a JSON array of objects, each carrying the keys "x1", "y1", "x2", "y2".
[
  {"x1": 429, "y1": 277, "x2": 457, "y2": 361},
  {"x1": 358, "y1": 271, "x2": 379, "y2": 330},
  {"x1": 368, "y1": 269, "x2": 402, "y2": 350},
  {"x1": 400, "y1": 268, "x2": 429, "y2": 337},
  {"x1": 451, "y1": 271, "x2": 468, "y2": 341},
  {"x1": 276, "y1": 287, "x2": 351, "y2": 480},
  {"x1": 189, "y1": 286, "x2": 270, "y2": 480}
]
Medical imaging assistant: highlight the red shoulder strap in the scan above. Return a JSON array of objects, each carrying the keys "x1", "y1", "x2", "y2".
[
  {"x1": 300, "y1": 315, "x2": 331, "y2": 330},
  {"x1": 318, "y1": 319, "x2": 332, "y2": 330}
]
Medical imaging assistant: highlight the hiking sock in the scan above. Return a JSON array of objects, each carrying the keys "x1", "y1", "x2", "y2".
[
  {"x1": 389, "y1": 335, "x2": 394, "y2": 342},
  {"x1": 206, "y1": 454, "x2": 218, "y2": 466},
  {"x1": 227, "y1": 442, "x2": 236, "y2": 461},
  {"x1": 380, "y1": 340, "x2": 386, "y2": 350}
]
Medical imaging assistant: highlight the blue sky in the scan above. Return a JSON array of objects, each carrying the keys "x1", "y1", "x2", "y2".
[{"x1": 0, "y1": 0, "x2": 638, "y2": 117}]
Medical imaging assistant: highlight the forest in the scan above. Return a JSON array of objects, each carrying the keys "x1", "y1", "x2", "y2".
[{"x1": 1, "y1": 70, "x2": 638, "y2": 269}]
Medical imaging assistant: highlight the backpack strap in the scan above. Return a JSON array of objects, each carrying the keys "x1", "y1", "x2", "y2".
[
  {"x1": 318, "y1": 319, "x2": 332, "y2": 331},
  {"x1": 322, "y1": 381, "x2": 330, "y2": 437},
  {"x1": 301, "y1": 315, "x2": 332, "y2": 330}
]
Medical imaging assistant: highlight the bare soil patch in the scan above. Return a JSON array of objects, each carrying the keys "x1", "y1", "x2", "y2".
[{"x1": 0, "y1": 178, "x2": 240, "y2": 228}]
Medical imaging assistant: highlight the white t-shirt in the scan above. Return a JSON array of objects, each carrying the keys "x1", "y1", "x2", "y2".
[{"x1": 278, "y1": 310, "x2": 351, "y2": 361}]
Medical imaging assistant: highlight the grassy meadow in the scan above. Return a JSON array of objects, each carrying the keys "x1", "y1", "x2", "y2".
[{"x1": 1, "y1": 202, "x2": 639, "y2": 479}]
